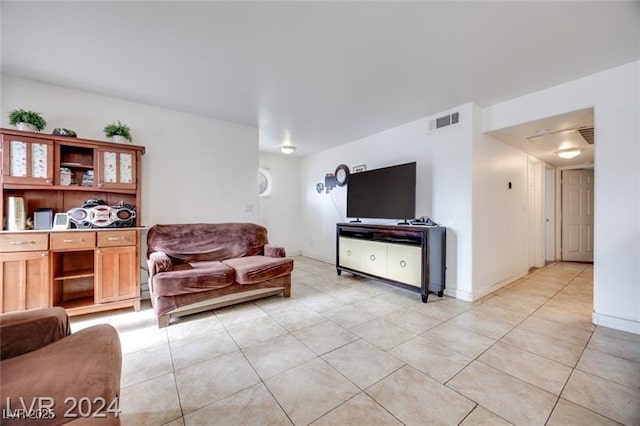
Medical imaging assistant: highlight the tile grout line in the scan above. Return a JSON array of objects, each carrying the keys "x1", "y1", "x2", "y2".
[
  {"x1": 581, "y1": 344, "x2": 640, "y2": 380},
  {"x1": 305, "y1": 356, "x2": 405, "y2": 425},
  {"x1": 552, "y1": 324, "x2": 632, "y2": 426},
  {"x1": 543, "y1": 323, "x2": 598, "y2": 426},
  {"x1": 161, "y1": 326, "x2": 186, "y2": 425},
  {"x1": 314, "y1": 390, "x2": 408, "y2": 426},
  {"x1": 256, "y1": 280, "x2": 415, "y2": 425},
  {"x1": 179, "y1": 302, "x2": 295, "y2": 423},
  {"x1": 441, "y1": 264, "x2": 590, "y2": 424},
  {"x1": 117, "y1": 258, "x2": 606, "y2": 425},
  {"x1": 510, "y1": 264, "x2": 594, "y2": 424},
  {"x1": 235, "y1": 336, "x2": 297, "y2": 426},
  {"x1": 250, "y1": 300, "x2": 375, "y2": 425}
]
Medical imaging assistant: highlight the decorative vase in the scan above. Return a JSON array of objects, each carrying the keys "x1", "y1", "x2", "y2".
[
  {"x1": 16, "y1": 122, "x2": 37, "y2": 132},
  {"x1": 111, "y1": 135, "x2": 130, "y2": 144}
]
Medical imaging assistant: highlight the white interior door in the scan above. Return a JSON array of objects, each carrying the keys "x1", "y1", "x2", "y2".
[{"x1": 561, "y1": 169, "x2": 594, "y2": 262}]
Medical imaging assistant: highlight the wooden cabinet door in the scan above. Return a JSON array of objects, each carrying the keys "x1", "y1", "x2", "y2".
[
  {"x1": 1, "y1": 135, "x2": 54, "y2": 185},
  {"x1": 95, "y1": 246, "x2": 138, "y2": 303},
  {"x1": 0, "y1": 251, "x2": 50, "y2": 313},
  {"x1": 97, "y1": 148, "x2": 136, "y2": 190}
]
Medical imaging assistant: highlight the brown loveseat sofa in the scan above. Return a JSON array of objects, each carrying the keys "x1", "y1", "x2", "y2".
[
  {"x1": 147, "y1": 223, "x2": 293, "y2": 327},
  {"x1": 0, "y1": 307, "x2": 122, "y2": 425}
]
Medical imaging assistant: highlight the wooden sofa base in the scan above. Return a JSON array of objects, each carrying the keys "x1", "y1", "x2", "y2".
[{"x1": 157, "y1": 287, "x2": 290, "y2": 328}]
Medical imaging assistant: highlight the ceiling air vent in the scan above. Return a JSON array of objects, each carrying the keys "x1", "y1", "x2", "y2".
[
  {"x1": 577, "y1": 127, "x2": 594, "y2": 145},
  {"x1": 428, "y1": 112, "x2": 459, "y2": 133}
]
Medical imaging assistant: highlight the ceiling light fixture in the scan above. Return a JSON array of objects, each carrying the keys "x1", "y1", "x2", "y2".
[
  {"x1": 556, "y1": 147, "x2": 584, "y2": 159},
  {"x1": 280, "y1": 145, "x2": 296, "y2": 155}
]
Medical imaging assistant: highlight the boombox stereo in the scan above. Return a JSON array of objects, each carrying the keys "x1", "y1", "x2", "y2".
[{"x1": 68, "y1": 199, "x2": 136, "y2": 229}]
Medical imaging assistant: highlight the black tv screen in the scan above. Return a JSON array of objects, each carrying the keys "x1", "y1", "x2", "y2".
[{"x1": 347, "y1": 162, "x2": 416, "y2": 220}]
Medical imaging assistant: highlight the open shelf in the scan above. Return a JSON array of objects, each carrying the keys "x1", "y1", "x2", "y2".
[
  {"x1": 53, "y1": 269, "x2": 95, "y2": 281},
  {"x1": 59, "y1": 296, "x2": 95, "y2": 310},
  {"x1": 51, "y1": 250, "x2": 95, "y2": 308},
  {"x1": 3, "y1": 183, "x2": 137, "y2": 194},
  {"x1": 60, "y1": 162, "x2": 94, "y2": 170}
]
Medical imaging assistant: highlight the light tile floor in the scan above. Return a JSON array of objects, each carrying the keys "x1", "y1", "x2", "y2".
[{"x1": 71, "y1": 258, "x2": 640, "y2": 425}]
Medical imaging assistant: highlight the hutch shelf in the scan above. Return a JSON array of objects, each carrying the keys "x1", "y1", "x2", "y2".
[{"x1": 0, "y1": 128, "x2": 145, "y2": 316}]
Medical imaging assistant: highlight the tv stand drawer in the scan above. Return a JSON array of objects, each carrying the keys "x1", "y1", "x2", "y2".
[{"x1": 387, "y1": 244, "x2": 422, "y2": 287}]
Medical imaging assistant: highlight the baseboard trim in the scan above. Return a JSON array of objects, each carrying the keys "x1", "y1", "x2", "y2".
[
  {"x1": 443, "y1": 269, "x2": 529, "y2": 302},
  {"x1": 444, "y1": 288, "x2": 473, "y2": 301},
  {"x1": 592, "y1": 312, "x2": 640, "y2": 335},
  {"x1": 299, "y1": 251, "x2": 334, "y2": 265},
  {"x1": 471, "y1": 269, "x2": 530, "y2": 301}
]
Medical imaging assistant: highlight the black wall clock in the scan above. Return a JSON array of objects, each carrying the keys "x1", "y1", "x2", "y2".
[{"x1": 335, "y1": 164, "x2": 350, "y2": 186}]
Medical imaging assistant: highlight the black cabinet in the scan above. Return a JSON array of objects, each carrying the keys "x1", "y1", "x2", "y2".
[{"x1": 336, "y1": 223, "x2": 446, "y2": 302}]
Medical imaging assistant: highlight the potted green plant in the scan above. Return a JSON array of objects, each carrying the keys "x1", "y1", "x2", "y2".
[
  {"x1": 8, "y1": 109, "x2": 47, "y2": 132},
  {"x1": 103, "y1": 120, "x2": 133, "y2": 143}
]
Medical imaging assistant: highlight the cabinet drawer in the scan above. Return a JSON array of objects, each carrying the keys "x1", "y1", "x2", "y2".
[
  {"x1": 97, "y1": 230, "x2": 137, "y2": 247},
  {"x1": 338, "y1": 237, "x2": 361, "y2": 270},
  {"x1": 0, "y1": 233, "x2": 48, "y2": 252},
  {"x1": 50, "y1": 232, "x2": 96, "y2": 250},
  {"x1": 387, "y1": 244, "x2": 422, "y2": 287},
  {"x1": 361, "y1": 240, "x2": 388, "y2": 277}
]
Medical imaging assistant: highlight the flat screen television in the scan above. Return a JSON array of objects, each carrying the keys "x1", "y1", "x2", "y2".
[{"x1": 347, "y1": 162, "x2": 416, "y2": 220}]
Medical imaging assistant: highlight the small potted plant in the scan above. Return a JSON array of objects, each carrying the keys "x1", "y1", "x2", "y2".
[
  {"x1": 8, "y1": 109, "x2": 47, "y2": 132},
  {"x1": 103, "y1": 120, "x2": 133, "y2": 143}
]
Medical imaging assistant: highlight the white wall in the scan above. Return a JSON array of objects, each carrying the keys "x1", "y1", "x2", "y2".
[
  {"x1": 471, "y1": 103, "x2": 529, "y2": 299},
  {"x1": 297, "y1": 102, "x2": 537, "y2": 302},
  {"x1": 258, "y1": 152, "x2": 301, "y2": 255},
  {"x1": 483, "y1": 61, "x2": 640, "y2": 334},
  {"x1": 300, "y1": 104, "x2": 474, "y2": 299},
  {"x1": 1, "y1": 75, "x2": 259, "y2": 226}
]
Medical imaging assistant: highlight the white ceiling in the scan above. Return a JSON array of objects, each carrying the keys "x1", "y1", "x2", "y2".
[
  {"x1": 488, "y1": 108, "x2": 595, "y2": 167},
  {"x1": 1, "y1": 1, "x2": 639, "y2": 157}
]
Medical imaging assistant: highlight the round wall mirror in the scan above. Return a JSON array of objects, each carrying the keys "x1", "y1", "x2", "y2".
[{"x1": 258, "y1": 168, "x2": 272, "y2": 197}]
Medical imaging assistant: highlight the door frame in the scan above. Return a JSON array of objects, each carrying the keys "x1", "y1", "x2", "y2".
[
  {"x1": 544, "y1": 165, "x2": 556, "y2": 262},
  {"x1": 527, "y1": 156, "x2": 546, "y2": 269}
]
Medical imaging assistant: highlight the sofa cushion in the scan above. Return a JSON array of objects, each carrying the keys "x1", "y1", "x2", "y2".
[
  {"x1": 222, "y1": 256, "x2": 294, "y2": 285},
  {"x1": 152, "y1": 261, "x2": 235, "y2": 297},
  {"x1": 0, "y1": 307, "x2": 70, "y2": 360},
  {"x1": 0, "y1": 324, "x2": 121, "y2": 423},
  {"x1": 147, "y1": 223, "x2": 269, "y2": 262}
]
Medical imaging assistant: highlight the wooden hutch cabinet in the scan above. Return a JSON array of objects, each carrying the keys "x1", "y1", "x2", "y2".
[{"x1": 0, "y1": 128, "x2": 145, "y2": 316}]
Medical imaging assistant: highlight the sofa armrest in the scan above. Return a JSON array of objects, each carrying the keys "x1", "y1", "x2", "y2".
[
  {"x1": 265, "y1": 244, "x2": 286, "y2": 258},
  {"x1": 0, "y1": 307, "x2": 71, "y2": 360},
  {"x1": 148, "y1": 251, "x2": 173, "y2": 277}
]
